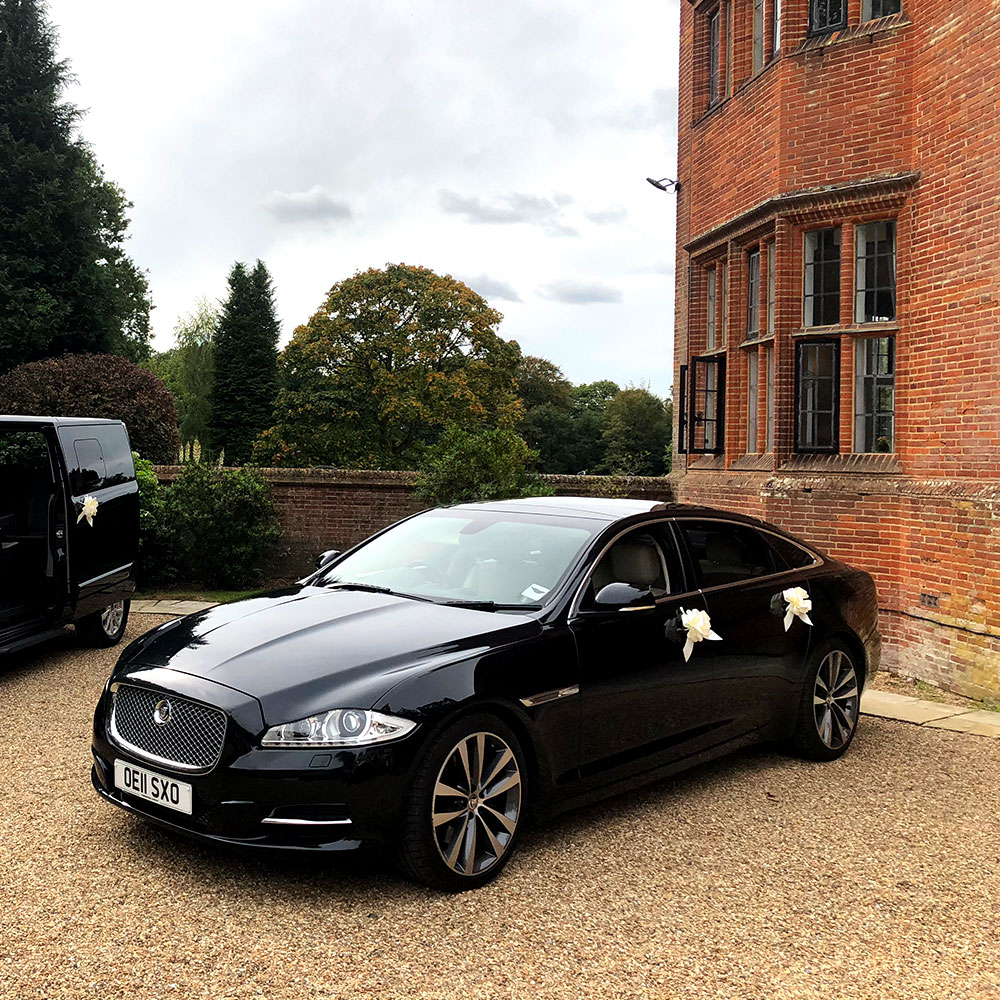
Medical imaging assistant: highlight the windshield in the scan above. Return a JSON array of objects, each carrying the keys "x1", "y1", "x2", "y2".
[{"x1": 319, "y1": 509, "x2": 599, "y2": 608}]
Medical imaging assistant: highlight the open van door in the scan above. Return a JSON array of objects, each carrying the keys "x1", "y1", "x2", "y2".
[{"x1": 55, "y1": 421, "x2": 139, "y2": 618}]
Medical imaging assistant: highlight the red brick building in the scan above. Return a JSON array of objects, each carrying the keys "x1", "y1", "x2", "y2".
[{"x1": 673, "y1": 0, "x2": 1000, "y2": 697}]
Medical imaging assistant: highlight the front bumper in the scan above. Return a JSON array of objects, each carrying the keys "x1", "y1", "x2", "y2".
[{"x1": 91, "y1": 672, "x2": 420, "y2": 852}]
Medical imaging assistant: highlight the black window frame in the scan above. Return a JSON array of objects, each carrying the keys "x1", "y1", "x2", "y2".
[
  {"x1": 803, "y1": 227, "x2": 842, "y2": 328},
  {"x1": 708, "y1": 9, "x2": 721, "y2": 107},
  {"x1": 677, "y1": 364, "x2": 689, "y2": 455},
  {"x1": 795, "y1": 339, "x2": 841, "y2": 454},
  {"x1": 688, "y1": 355, "x2": 726, "y2": 455},
  {"x1": 746, "y1": 247, "x2": 761, "y2": 339},
  {"x1": 862, "y1": 0, "x2": 901, "y2": 21},
  {"x1": 809, "y1": 0, "x2": 847, "y2": 35}
]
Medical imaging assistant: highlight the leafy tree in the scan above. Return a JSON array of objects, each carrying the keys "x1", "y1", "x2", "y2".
[
  {"x1": 572, "y1": 380, "x2": 620, "y2": 415},
  {"x1": 414, "y1": 427, "x2": 553, "y2": 506},
  {"x1": 516, "y1": 355, "x2": 572, "y2": 411},
  {"x1": 0, "y1": 353, "x2": 180, "y2": 462},
  {"x1": 151, "y1": 299, "x2": 216, "y2": 460},
  {"x1": 208, "y1": 261, "x2": 279, "y2": 464},
  {"x1": 0, "y1": 0, "x2": 151, "y2": 371},
  {"x1": 255, "y1": 264, "x2": 523, "y2": 468},
  {"x1": 601, "y1": 385, "x2": 672, "y2": 475}
]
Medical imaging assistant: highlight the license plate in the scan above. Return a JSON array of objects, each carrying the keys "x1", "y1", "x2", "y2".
[{"x1": 114, "y1": 760, "x2": 193, "y2": 816}]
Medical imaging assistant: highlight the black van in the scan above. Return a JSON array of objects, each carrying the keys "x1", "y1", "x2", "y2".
[{"x1": 0, "y1": 416, "x2": 138, "y2": 654}]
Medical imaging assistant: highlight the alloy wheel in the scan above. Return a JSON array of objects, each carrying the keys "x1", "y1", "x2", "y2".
[
  {"x1": 101, "y1": 601, "x2": 125, "y2": 637},
  {"x1": 431, "y1": 731, "x2": 522, "y2": 877},
  {"x1": 813, "y1": 649, "x2": 859, "y2": 750}
]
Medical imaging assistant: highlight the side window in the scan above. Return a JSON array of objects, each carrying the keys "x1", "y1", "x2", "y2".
[
  {"x1": 678, "y1": 520, "x2": 778, "y2": 588},
  {"x1": 71, "y1": 438, "x2": 106, "y2": 496},
  {"x1": 584, "y1": 529, "x2": 672, "y2": 607},
  {"x1": 94, "y1": 426, "x2": 135, "y2": 487},
  {"x1": 765, "y1": 532, "x2": 818, "y2": 570}
]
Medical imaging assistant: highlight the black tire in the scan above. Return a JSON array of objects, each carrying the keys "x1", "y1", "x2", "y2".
[
  {"x1": 398, "y1": 712, "x2": 528, "y2": 892},
  {"x1": 77, "y1": 599, "x2": 130, "y2": 648},
  {"x1": 788, "y1": 637, "x2": 862, "y2": 762}
]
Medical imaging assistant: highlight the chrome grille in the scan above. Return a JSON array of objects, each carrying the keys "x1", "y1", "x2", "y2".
[{"x1": 111, "y1": 685, "x2": 226, "y2": 771}]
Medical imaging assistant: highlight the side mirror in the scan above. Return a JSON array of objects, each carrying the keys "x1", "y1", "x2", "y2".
[
  {"x1": 594, "y1": 582, "x2": 656, "y2": 611},
  {"x1": 315, "y1": 549, "x2": 341, "y2": 570}
]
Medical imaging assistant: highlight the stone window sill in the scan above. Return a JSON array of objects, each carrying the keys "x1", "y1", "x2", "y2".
[
  {"x1": 780, "y1": 453, "x2": 903, "y2": 475},
  {"x1": 797, "y1": 14, "x2": 911, "y2": 54}
]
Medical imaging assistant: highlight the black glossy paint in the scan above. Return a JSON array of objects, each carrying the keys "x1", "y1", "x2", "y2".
[{"x1": 92, "y1": 497, "x2": 881, "y2": 853}]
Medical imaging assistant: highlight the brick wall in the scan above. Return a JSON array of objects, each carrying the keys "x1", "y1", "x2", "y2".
[
  {"x1": 674, "y1": 0, "x2": 1000, "y2": 698},
  {"x1": 154, "y1": 466, "x2": 676, "y2": 580}
]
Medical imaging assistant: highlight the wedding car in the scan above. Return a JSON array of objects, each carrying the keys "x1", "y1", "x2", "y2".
[
  {"x1": 0, "y1": 416, "x2": 136, "y2": 653},
  {"x1": 92, "y1": 497, "x2": 879, "y2": 891}
]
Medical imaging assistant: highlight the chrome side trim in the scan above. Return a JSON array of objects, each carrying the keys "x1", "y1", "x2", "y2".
[
  {"x1": 261, "y1": 816, "x2": 353, "y2": 826},
  {"x1": 519, "y1": 684, "x2": 580, "y2": 708}
]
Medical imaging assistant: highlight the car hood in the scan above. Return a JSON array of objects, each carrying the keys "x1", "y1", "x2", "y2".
[{"x1": 122, "y1": 586, "x2": 540, "y2": 724}]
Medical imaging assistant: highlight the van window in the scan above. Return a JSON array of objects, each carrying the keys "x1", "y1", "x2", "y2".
[
  {"x1": 94, "y1": 426, "x2": 135, "y2": 487},
  {"x1": 71, "y1": 438, "x2": 106, "y2": 495}
]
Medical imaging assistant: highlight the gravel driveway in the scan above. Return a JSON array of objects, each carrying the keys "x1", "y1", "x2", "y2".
[{"x1": 2, "y1": 614, "x2": 999, "y2": 1000}]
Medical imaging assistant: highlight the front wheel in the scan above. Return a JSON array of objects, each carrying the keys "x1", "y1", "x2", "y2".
[
  {"x1": 77, "y1": 599, "x2": 130, "y2": 648},
  {"x1": 398, "y1": 713, "x2": 528, "y2": 892},
  {"x1": 788, "y1": 638, "x2": 862, "y2": 761}
]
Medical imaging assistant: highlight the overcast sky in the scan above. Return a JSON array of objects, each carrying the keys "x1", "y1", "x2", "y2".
[{"x1": 50, "y1": 0, "x2": 680, "y2": 396}]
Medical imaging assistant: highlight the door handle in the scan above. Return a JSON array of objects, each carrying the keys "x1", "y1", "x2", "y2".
[{"x1": 664, "y1": 615, "x2": 684, "y2": 644}]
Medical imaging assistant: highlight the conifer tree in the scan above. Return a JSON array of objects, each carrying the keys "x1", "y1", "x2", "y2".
[
  {"x1": 207, "y1": 261, "x2": 280, "y2": 464},
  {"x1": 0, "y1": 0, "x2": 151, "y2": 370}
]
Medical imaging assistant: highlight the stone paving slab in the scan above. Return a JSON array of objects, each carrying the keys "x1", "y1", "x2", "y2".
[
  {"x1": 862, "y1": 689, "x2": 1000, "y2": 738},
  {"x1": 132, "y1": 599, "x2": 216, "y2": 615}
]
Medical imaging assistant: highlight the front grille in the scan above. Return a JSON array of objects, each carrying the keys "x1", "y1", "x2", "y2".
[{"x1": 110, "y1": 684, "x2": 227, "y2": 771}]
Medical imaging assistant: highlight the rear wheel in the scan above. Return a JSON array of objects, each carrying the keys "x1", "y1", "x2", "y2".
[
  {"x1": 788, "y1": 638, "x2": 861, "y2": 761},
  {"x1": 77, "y1": 599, "x2": 130, "y2": 648},
  {"x1": 398, "y1": 713, "x2": 527, "y2": 892}
]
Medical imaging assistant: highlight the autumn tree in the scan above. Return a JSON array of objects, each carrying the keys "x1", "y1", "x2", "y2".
[
  {"x1": 208, "y1": 261, "x2": 280, "y2": 464},
  {"x1": 254, "y1": 264, "x2": 523, "y2": 468},
  {"x1": 0, "y1": 0, "x2": 151, "y2": 371}
]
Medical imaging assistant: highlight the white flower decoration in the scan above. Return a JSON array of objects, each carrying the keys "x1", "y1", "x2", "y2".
[
  {"x1": 679, "y1": 607, "x2": 722, "y2": 662},
  {"x1": 77, "y1": 495, "x2": 99, "y2": 527},
  {"x1": 782, "y1": 586, "x2": 813, "y2": 631}
]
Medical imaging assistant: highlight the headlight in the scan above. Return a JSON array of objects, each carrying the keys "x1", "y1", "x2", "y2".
[{"x1": 260, "y1": 709, "x2": 417, "y2": 748}]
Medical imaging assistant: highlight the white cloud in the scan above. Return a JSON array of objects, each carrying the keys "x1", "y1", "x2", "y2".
[{"x1": 263, "y1": 186, "x2": 352, "y2": 224}]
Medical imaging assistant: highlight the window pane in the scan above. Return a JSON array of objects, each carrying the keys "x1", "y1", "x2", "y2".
[
  {"x1": 765, "y1": 345, "x2": 775, "y2": 452},
  {"x1": 796, "y1": 341, "x2": 839, "y2": 453},
  {"x1": 804, "y1": 229, "x2": 841, "y2": 328},
  {"x1": 707, "y1": 268, "x2": 717, "y2": 350},
  {"x1": 720, "y1": 261, "x2": 728, "y2": 344},
  {"x1": 811, "y1": 0, "x2": 846, "y2": 32},
  {"x1": 747, "y1": 249, "x2": 760, "y2": 337},
  {"x1": 690, "y1": 356, "x2": 726, "y2": 453},
  {"x1": 753, "y1": 0, "x2": 765, "y2": 71},
  {"x1": 855, "y1": 220, "x2": 897, "y2": 323},
  {"x1": 773, "y1": 0, "x2": 782, "y2": 52},
  {"x1": 709, "y1": 12, "x2": 720, "y2": 105},
  {"x1": 678, "y1": 520, "x2": 777, "y2": 587},
  {"x1": 863, "y1": 0, "x2": 901, "y2": 20},
  {"x1": 747, "y1": 349, "x2": 759, "y2": 453},
  {"x1": 72, "y1": 438, "x2": 106, "y2": 495},
  {"x1": 767, "y1": 241, "x2": 776, "y2": 336},
  {"x1": 854, "y1": 336, "x2": 895, "y2": 452}
]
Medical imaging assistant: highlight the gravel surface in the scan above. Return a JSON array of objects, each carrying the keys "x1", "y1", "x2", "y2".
[{"x1": 2, "y1": 614, "x2": 999, "y2": 1000}]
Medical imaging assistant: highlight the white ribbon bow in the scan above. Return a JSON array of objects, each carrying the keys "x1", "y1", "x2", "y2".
[
  {"x1": 77, "y1": 495, "x2": 99, "y2": 527},
  {"x1": 782, "y1": 586, "x2": 813, "y2": 631},
  {"x1": 679, "y1": 607, "x2": 722, "y2": 662}
]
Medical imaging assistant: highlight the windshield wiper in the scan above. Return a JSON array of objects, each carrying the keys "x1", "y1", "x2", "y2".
[
  {"x1": 324, "y1": 581, "x2": 436, "y2": 603},
  {"x1": 437, "y1": 600, "x2": 542, "y2": 612}
]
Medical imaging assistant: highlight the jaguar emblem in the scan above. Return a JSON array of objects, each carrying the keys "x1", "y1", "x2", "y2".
[{"x1": 153, "y1": 699, "x2": 173, "y2": 727}]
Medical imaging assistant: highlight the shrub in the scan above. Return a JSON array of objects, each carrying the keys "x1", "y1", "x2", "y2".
[
  {"x1": 133, "y1": 455, "x2": 176, "y2": 588},
  {"x1": 414, "y1": 427, "x2": 554, "y2": 506},
  {"x1": 0, "y1": 353, "x2": 180, "y2": 463},
  {"x1": 164, "y1": 464, "x2": 281, "y2": 588}
]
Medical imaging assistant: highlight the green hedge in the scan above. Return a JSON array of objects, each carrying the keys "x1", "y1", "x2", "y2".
[{"x1": 135, "y1": 458, "x2": 280, "y2": 589}]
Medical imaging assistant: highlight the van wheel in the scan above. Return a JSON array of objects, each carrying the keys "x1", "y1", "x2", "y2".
[{"x1": 78, "y1": 600, "x2": 130, "y2": 647}]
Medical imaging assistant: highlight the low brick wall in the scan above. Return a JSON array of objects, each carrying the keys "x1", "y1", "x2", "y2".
[{"x1": 154, "y1": 466, "x2": 675, "y2": 581}]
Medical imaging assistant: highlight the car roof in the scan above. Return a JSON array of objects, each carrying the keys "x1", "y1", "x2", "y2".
[
  {"x1": 0, "y1": 415, "x2": 124, "y2": 427},
  {"x1": 450, "y1": 495, "x2": 780, "y2": 529}
]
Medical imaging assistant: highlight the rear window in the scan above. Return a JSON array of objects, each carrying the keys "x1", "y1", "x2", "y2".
[
  {"x1": 66, "y1": 425, "x2": 134, "y2": 495},
  {"x1": 677, "y1": 520, "x2": 779, "y2": 588},
  {"x1": 766, "y1": 533, "x2": 818, "y2": 570}
]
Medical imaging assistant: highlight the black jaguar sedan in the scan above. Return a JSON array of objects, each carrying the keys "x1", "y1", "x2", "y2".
[{"x1": 92, "y1": 498, "x2": 880, "y2": 890}]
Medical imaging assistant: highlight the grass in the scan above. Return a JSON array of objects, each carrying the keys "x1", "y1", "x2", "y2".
[{"x1": 134, "y1": 588, "x2": 261, "y2": 605}]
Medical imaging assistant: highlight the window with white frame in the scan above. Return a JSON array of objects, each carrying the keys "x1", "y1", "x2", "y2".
[
  {"x1": 765, "y1": 345, "x2": 775, "y2": 452},
  {"x1": 708, "y1": 10, "x2": 721, "y2": 106},
  {"x1": 747, "y1": 349, "x2": 759, "y2": 452},
  {"x1": 855, "y1": 221, "x2": 897, "y2": 323},
  {"x1": 767, "y1": 241, "x2": 776, "y2": 337},
  {"x1": 753, "y1": 0, "x2": 766, "y2": 72},
  {"x1": 747, "y1": 248, "x2": 761, "y2": 338},
  {"x1": 855, "y1": 337, "x2": 895, "y2": 452},
  {"x1": 707, "y1": 267, "x2": 717, "y2": 350}
]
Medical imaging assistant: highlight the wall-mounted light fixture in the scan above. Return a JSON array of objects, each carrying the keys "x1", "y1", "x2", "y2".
[{"x1": 646, "y1": 176, "x2": 681, "y2": 193}]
